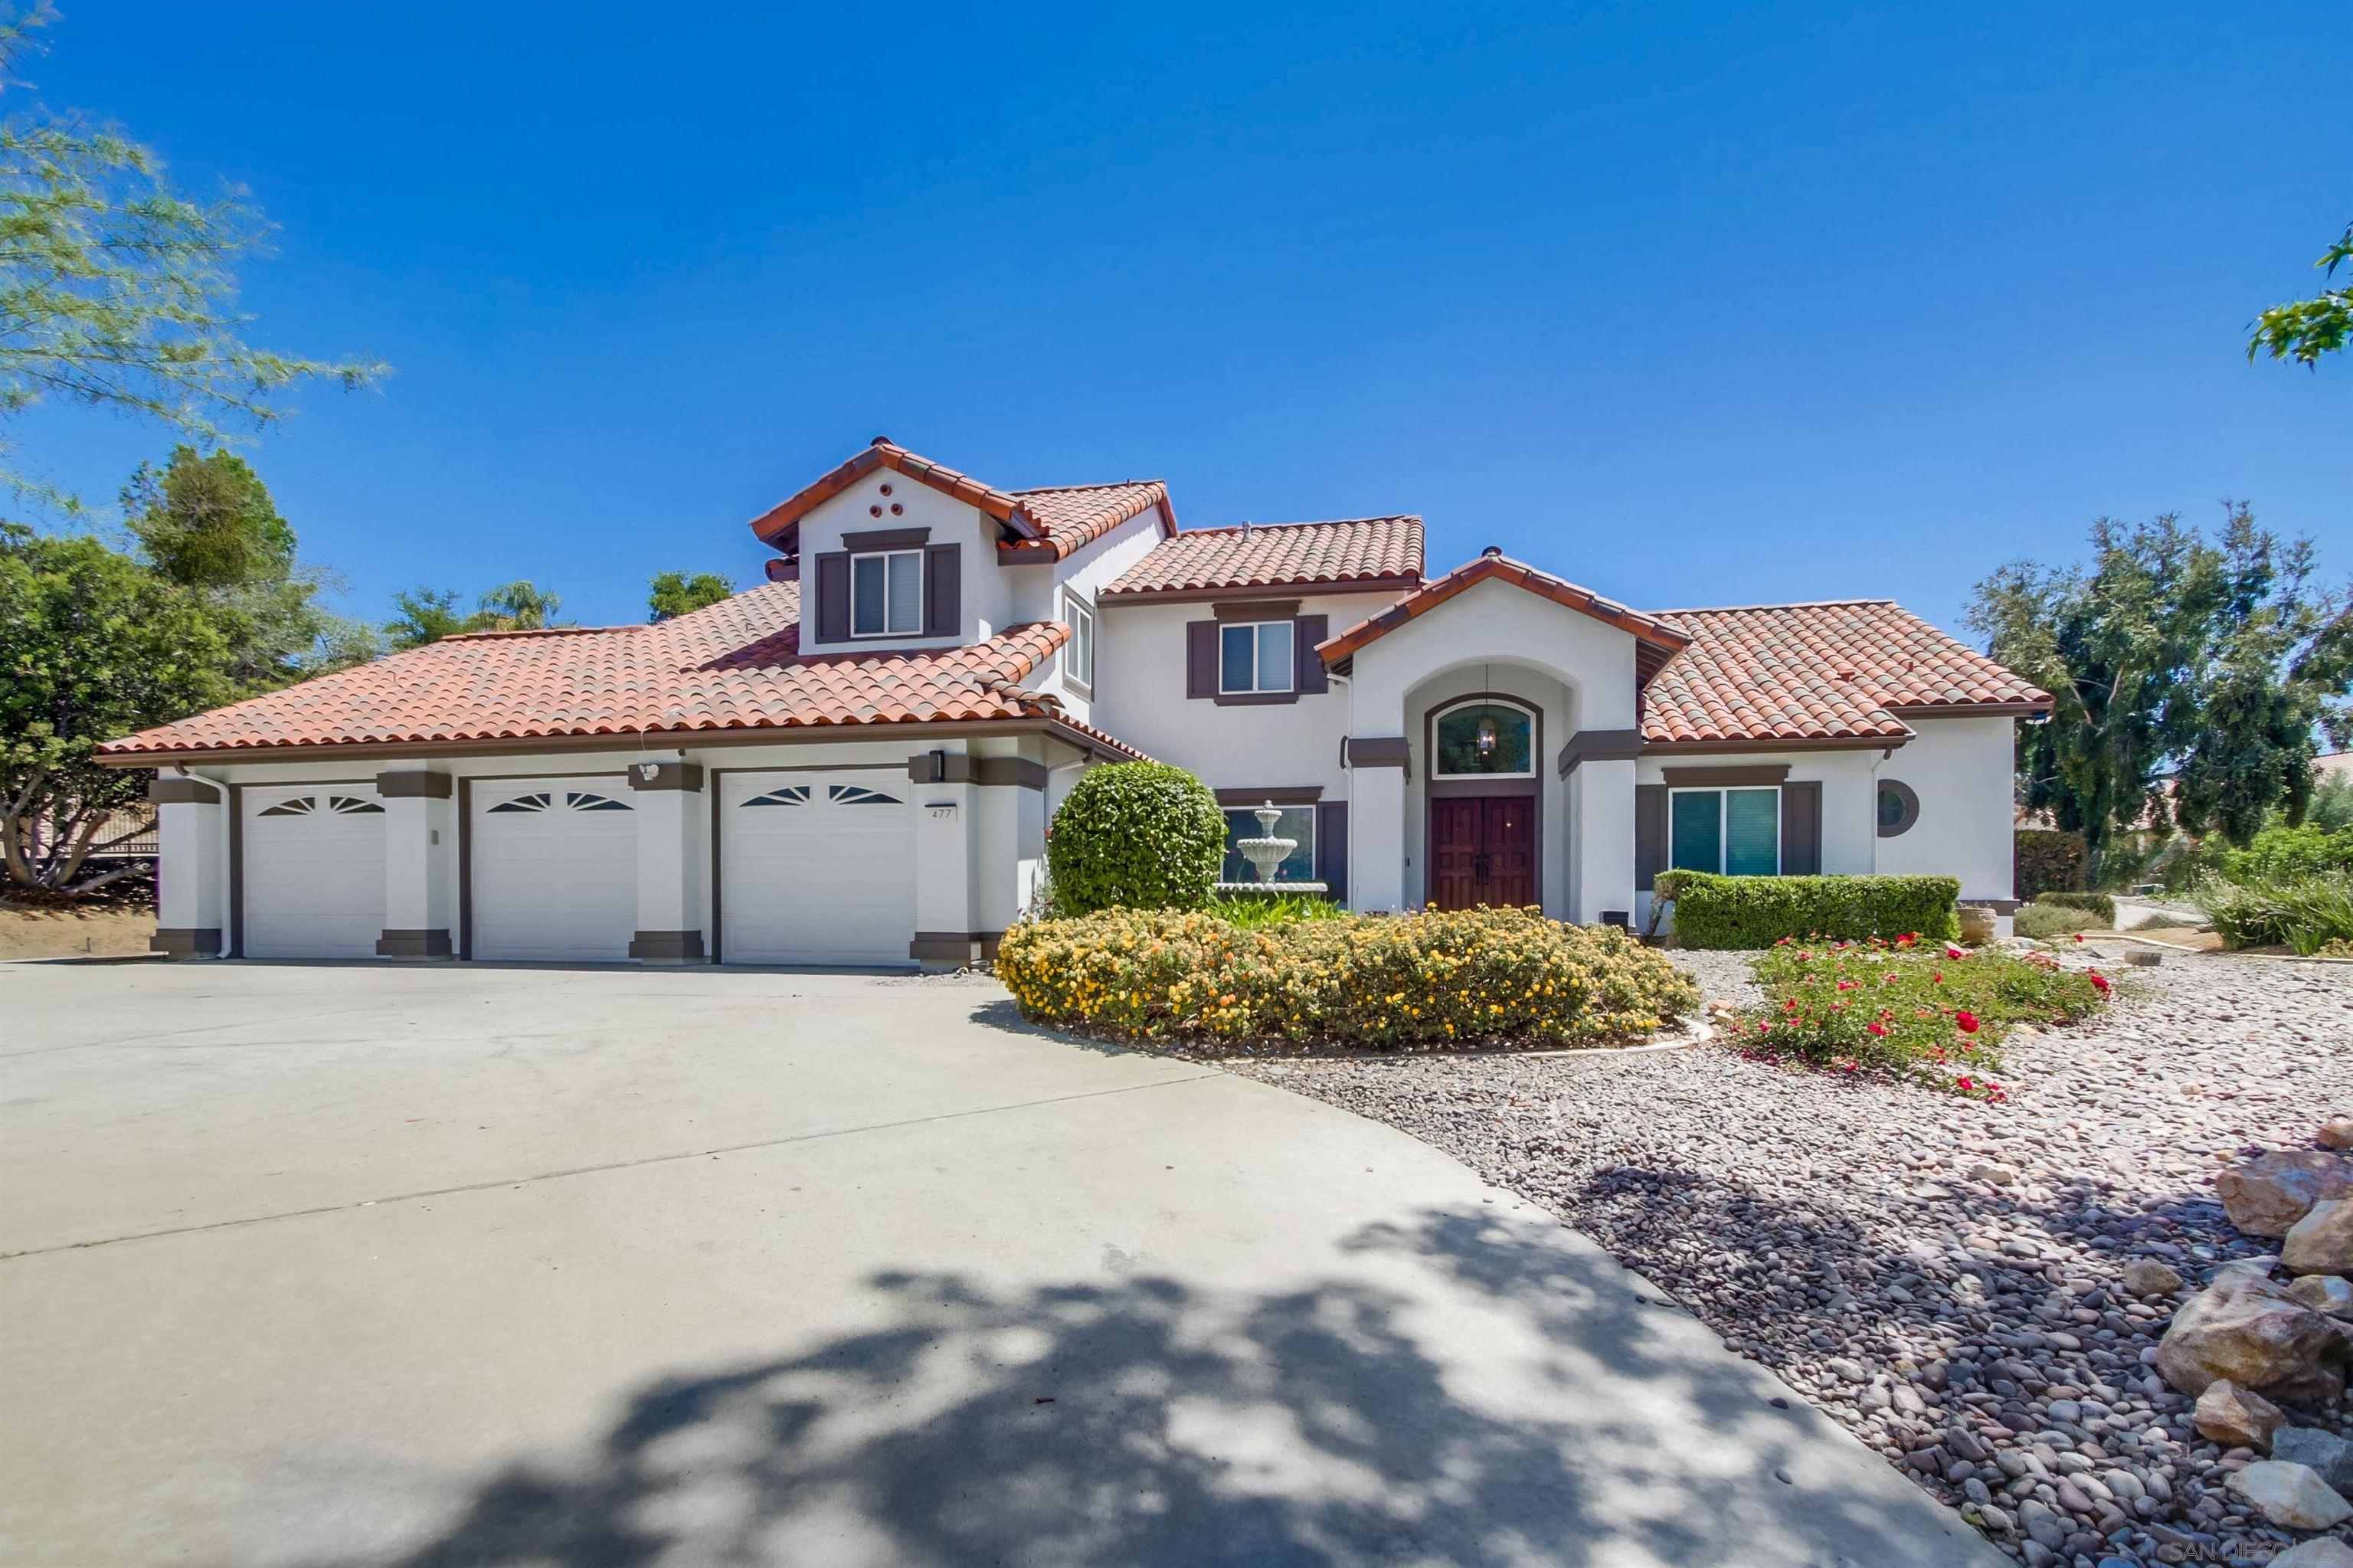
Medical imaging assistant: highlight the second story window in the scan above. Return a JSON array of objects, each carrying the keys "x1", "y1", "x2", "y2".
[
  {"x1": 1064, "y1": 593, "x2": 1096, "y2": 690},
  {"x1": 852, "y1": 550, "x2": 923, "y2": 637},
  {"x1": 1220, "y1": 620, "x2": 1293, "y2": 694}
]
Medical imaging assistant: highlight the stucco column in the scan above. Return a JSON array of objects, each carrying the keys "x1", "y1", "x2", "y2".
[
  {"x1": 1348, "y1": 756, "x2": 1409, "y2": 914},
  {"x1": 964, "y1": 755, "x2": 1048, "y2": 958},
  {"x1": 376, "y1": 771, "x2": 456, "y2": 958},
  {"x1": 628, "y1": 761, "x2": 708, "y2": 963},
  {"x1": 1569, "y1": 758, "x2": 1638, "y2": 925},
  {"x1": 910, "y1": 756, "x2": 977, "y2": 968},
  {"x1": 149, "y1": 776, "x2": 227, "y2": 958}
]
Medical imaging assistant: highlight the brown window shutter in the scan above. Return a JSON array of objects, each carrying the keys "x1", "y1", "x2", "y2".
[
  {"x1": 1315, "y1": 800, "x2": 1348, "y2": 905},
  {"x1": 1781, "y1": 781, "x2": 1822, "y2": 875},
  {"x1": 1635, "y1": 784, "x2": 1667, "y2": 892},
  {"x1": 1185, "y1": 620, "x2": 1217, "y2": 699},
  {"x1": 1294, "y1": 614, "x2": 1328, "y2": 693},
  {"x1": 924, "y1": 544, "x2": 960, "y2": 637},
  {"x1": 814, "y1": 552, "x2": 850, "y2": 643}
]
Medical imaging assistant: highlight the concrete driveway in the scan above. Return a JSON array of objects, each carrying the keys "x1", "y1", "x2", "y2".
[{"x1": 0, "y1": 961, "x2": 2001, "y2": 1568}]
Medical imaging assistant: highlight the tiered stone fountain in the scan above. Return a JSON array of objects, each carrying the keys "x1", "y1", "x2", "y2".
[{"x1": 1216, "y1": 801, "x2": 1329, "y2": 895}]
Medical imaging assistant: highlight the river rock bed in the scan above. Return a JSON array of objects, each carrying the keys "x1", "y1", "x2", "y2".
[{"x1": 1229, "y1": 953, "x2": 2353, "y2": 1566}]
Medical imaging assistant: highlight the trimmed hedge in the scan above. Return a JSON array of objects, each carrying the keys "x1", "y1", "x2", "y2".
[
  {"x1": 997, "y1": 905, "x2": 1700, "y2": 1050},
  {"x1": 1045, "y1": 761, "x2": 1226, "y2": 915},
  {"x1": 2014, "y1": 829, "x2": 2086, "y2": 898},
  {"x1": 1657, "y1": 871, "x2": 1960, "y2": 949},
  {"x1": 2034, "y1": 890, "x2": 2116, "y2": 925}
]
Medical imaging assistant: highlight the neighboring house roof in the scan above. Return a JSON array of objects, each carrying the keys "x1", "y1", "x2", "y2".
[
  {"x1": 745, "y1": 437, "x2": 1176, "y2": 561},
  {"x1": 1314, "y1": 551, "x2": 1692, "y2": 677},
  {"x1": 1642, "y1": 600, "x2": 2054, "y2": 747},
  {"x1": 96, "y1": 583, "x2": 1144, "y2": 763},
  {"x1": 1101, "y1": 516, "x2": 1425, "y2": 601}
]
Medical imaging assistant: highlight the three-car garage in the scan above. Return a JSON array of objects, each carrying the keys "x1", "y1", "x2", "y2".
[{"x1": 224, "y1": 766, "x2": 927, "y2": 967}]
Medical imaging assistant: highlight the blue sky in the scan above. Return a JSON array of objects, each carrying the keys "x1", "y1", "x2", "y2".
[{"x1": 18, "y1": 2, "x2": 2350, "y2": 637}]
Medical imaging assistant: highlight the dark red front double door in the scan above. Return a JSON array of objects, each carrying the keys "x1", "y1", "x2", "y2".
[{"x1": 1429, "y1": 795, "x2": 1536, "y2": 910}]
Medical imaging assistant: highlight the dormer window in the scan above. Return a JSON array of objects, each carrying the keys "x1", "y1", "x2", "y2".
[{"x1": 852, "y1": 550, "x2": 924, "y2": 637}]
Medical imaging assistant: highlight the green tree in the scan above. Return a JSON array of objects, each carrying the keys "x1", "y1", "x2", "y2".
[
  {"x1": 473, "y1": 579, "x2": 563, "y2": 631},
  {"x1": 385, "y1": 587, "x2": 471, "y2": 650},
  {"x1": 385, "y1": 579, "x2": 569, "y2": 647},
  {"x1": 121, "y1": 446, "x2": 377, "y2": 685},
  {"x1": 2250, "y1": 221, "x2": 2353, "y2": 368},
  {"x1": 0, "y1": 522, "x2": 234, "y2": 892},
  {"x1": 1970, "y1": 506, "x2": 2351, "y2": 870},
  {"x1": 648, "y1": 570, "x2": 731, "y2": 621},
  {"x1": 0, "y1": 12, "x2": 383, "y2": 511}
]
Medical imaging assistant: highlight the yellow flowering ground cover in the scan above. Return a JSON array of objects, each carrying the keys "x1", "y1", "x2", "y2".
[{"x1": 996, "y1": 905, "x2": 1702, "y2": 1051}]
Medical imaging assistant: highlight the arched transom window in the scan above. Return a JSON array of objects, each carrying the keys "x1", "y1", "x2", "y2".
[{"x1": 1433, "y1": 700, "x2": 1534, "y2": 778}]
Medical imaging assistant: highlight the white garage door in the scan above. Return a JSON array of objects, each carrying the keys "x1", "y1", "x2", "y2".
[
  {"x1": 241, "y1": 786, "x2": 386, "y2": 959},
  {"x1": 722, "y1": 771, "x2": 918, "y2": 966},
  {"x1": 470, "y1": 778, "x2": 637, "y2": 962}
]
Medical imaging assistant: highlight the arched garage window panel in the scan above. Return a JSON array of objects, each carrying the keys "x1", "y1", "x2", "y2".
[
  {"x1": 326, "y1": 795, "x2": 382, "y2": 814},
  {"x1": 487, "y1": 793, "x2": 554, "y2": 813},
  {"x1": 258, "y1": 796, "x2": 319, "y2": 817},
  {"x1": 567, "y1": 792, "x2": 631, "y2": 811},
  {"x1": 830, "y1": 785, "x2": 902, "y2": 805},
  {"x1": 743, "y1": 786, "x2": 811, "y2": 807},
  {"x1": 1877, "y1": 780, "x2": 1920, "y2": 837},
  {"x1": 1432, "y1": 700, "x2": 1534, "y2": 778}
]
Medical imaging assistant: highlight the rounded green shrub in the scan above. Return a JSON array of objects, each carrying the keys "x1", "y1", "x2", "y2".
[{"x1": 1045, "y1": 761, "x2": 1226, "y2": 915}]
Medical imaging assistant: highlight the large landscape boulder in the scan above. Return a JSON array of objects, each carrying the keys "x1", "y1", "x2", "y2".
[
  {"x1": 2291, "y1": 1275, "x2": 2353, "y2": 1317},
  {"x1": 2156, "y1": 1268, "x2": 2351, "y2": 1406},
  {"x1": 2193, "y1": 1379, "x2": 2286, "y2": 1451},
  {"x1": 2273, "y1": 1426, "x2": 2353, "y2": 1495},
  {"x1": 2227, "y1": 1460, "x2": 2353, "y2": 1531},
  {"x1": 2284, "y1": 1199, "x2": 2353, "y2": 1277},
  {"x1": 2273, "y1": 1540, "x2": 2353, "y2": 1568},
  {"x1": 2217, "y1": 1151, "x2": 2353, "y2": 1239}
]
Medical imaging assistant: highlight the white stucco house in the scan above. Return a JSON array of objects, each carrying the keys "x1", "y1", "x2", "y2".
[{"x1": 102, "y1": 438, "x2": 2050, "y2": 967}]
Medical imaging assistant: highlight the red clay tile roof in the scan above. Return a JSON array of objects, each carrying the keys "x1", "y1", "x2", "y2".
[
  {"x1": 1103, "y1": 516, "x2": 1425, "y2": 599},
  {"x1": 1642, "y1": 600, "x2": 2053, "y2": 745},
  {"x1": 997, "y1": 480, "x2": 1175, "y2": 562},
  {"x1": 748, "y1": 439, "x2": 1174, "y2": 558},
  {"x1": 1315, "y1": 552, "x2": 1690, "y2": 667},
  {"x1": 96, "y1": 582, "x2": 1147, "y2": 761}
]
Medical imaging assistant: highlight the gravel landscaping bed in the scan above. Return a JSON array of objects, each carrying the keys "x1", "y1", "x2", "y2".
[{"x1": 1229, "y1": 952, "x2": 2353, "y2": 1567}]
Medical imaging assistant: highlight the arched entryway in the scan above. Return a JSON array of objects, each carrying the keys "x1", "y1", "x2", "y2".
[{"x1": 1425, "y1": 696, "x2": 1540, "y2": 909}]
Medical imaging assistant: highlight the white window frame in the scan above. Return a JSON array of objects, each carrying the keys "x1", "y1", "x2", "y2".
[
  {"x1": 1430, "y1": 698, "x2": 1536, "y2": 780},
  {"x1": 849, "y1": 548, "x2": 925, "y2": 638},
  {"x1": 1667, "y1": 785, "x2": 1782, "y2": 877},
  {"x1": 1219, "y1": 620, "x2": 1294, "y2": 695},
  {"x1": 1062, "y1": 591, "x2": 1096, "y2": 693}
]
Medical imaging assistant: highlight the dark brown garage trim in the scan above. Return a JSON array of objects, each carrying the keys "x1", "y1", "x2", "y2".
[
  {"x1": 149, "y1": 777, "x2": 221, "y2": 804},
  {"x1": 375, "y1": 928, "x2": 453, "y2": 958},
  {"x1": 1346, "y1": 736, "x2": 1411, "y2": 773},
  {"x1": 627, "y1": 761, "x2": 705, "y2": 793},
  {"x1": 150, "y1": 928, "x2": 221, "y2": 959},
  {"x1": 375, "y1": 771, "x2": 453, "y2": 798},
  {"x1": 910, "y1": 931, "x2": 979, "y2": 964},
  {"x1": 628, "y1": 930, "x2": 707, "y2": 961}
]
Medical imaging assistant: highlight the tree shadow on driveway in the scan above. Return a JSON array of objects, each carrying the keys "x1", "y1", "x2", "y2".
[{"x1": 295, "y1": 1208, "x2": 1992, "y2": 1568}]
